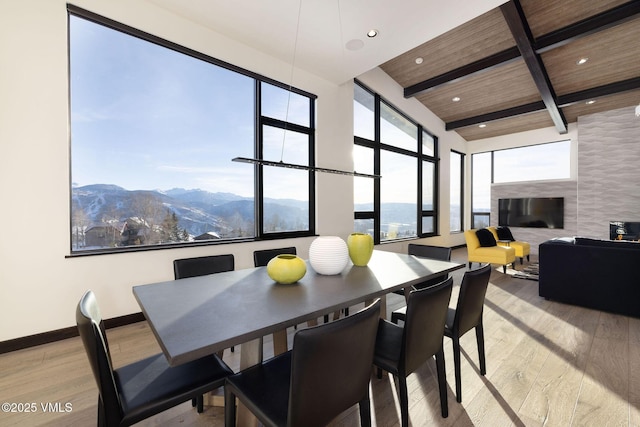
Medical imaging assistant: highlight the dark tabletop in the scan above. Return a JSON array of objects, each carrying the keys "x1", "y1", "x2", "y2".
[{"x1": 133, "y1": 249, "x2": 464, "y2": 366}]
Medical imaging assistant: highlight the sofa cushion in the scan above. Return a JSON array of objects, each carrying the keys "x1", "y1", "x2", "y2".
[
  {"x1": 476, "y1": 229, "x2": 497, "y2": 247},
  {"x1": 496, "y1": 226, "x2": 515, "y2": 241},
  {"x1": 575, "y1": 236, "x2": 640, "y2": 250}
]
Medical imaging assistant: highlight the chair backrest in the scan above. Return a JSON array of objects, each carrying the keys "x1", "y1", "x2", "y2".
[
  {"x1": 288, "y1": 299, "x2": 381, "y2": 427},
  {"x1": 402, "y1": 277, "x2": 453, "y2": 375},
  {"x1": 173, "y1": 254, "x2": 235, "y2": 279},
  {"x1": 453, "y1": 263, "x2": 492, "y2": 336},
  {"x1": 253, "y1": 247, "x2": 297, "y2": 267},
  {"x1": 76, "y1": 290, "x2": 122, "y2": 421},
  {"x1": 408, "y1": 244, "x2": 452, "y2": 289}
]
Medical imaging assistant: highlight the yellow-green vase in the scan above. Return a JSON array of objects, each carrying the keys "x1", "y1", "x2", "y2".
[
  {"x1": 266, "y1": 254, "x2": 306, "y2": 284},
  {"x1": 347, "y1": 233, "x2": 374, "y2": 266}
]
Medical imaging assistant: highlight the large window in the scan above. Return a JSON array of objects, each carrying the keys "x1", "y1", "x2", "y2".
[
  {"x1": 353, "y1": 81, "x2": 438, "y2": 243},
  {"x1": 471, "y1": 140, "x2": 571, "y2": 227},
  {"x1": 69, "y1": 7, "x2": 315, "y2": 254}
]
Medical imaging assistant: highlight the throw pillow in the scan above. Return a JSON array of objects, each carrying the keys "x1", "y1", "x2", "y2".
[
  {"x1": 476, "y1": 229, "x2": 497, "y2": 247},
  {"x1": 496, "y1": 226, "x2": 515, "y2": 241}
]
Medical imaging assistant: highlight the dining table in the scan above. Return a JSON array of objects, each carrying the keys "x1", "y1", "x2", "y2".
[{"x1": 133, "y1": 249, "x2": 464, "y2": 426}]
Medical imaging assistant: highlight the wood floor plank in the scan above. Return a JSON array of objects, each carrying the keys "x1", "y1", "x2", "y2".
[{"x1": 573, "y1": 335, "x2": 629, "y2": 426}]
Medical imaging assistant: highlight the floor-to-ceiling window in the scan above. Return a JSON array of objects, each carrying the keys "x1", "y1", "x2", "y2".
[{"x1": 353, "y1": 81, "x2": 438, "y2": 243}]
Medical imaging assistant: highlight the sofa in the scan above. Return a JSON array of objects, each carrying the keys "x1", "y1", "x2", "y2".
[
  {"x1": 539, "y1": 237, "x2": 640, "y2": 318},
  {"x1": 464, "y1": 229, "x2": 516, "y2": 273}
]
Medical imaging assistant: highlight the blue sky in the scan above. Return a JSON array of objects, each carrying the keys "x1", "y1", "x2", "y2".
[{"x1": 70, "y1": 15, "x2": 286, "y2": 198}]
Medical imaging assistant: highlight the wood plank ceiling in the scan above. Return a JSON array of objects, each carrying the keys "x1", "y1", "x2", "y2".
[{"x1": 380, "y1": 0, "x2": 640, "y2": 141}]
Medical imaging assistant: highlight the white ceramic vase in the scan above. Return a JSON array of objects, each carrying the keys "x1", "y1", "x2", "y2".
[{"x1": 309, "y1": 236, "x2": 349, "y2": 275}]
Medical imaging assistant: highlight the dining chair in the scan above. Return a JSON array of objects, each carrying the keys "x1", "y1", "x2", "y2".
[
  {"x1": 391, "y1": 244, "x2": 452, "y2": 323},
  {"x1": 253, "y1": 247, "x2": 297, "y2": 267},
  {"x1": 76, "y1": 290, "x2": 233, "y2": 425},
  {"x1": 225, "y1": 299, "x2": 381, "y2": 427},
  {"x1": 374, "y1": 278, "x2": 453, "y2": 426},
  {"x1": 444, "y1": 263, "x2": 492, "y2": 403},
  {"x1": 173, "y1": 253, "x2": 235, "y2": 279}
]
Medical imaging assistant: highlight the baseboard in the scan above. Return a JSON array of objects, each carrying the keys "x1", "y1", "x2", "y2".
[{"x1": 0, "y1": 312, "x2": 146, "y2": 355}]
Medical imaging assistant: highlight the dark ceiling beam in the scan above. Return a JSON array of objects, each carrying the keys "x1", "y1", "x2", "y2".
[
  {"x1": 403, "y1": 2, "x2": 640, "y2": 99},
  {"x1": 557, "y1": 76, "x2": 640, "y2": 107},
  {"x1": 403, "y1": 47, "x2": 521, "y2": 98},
  {"x1": 445, "y1": 101, "x2": 545, "y2": 130},
  {"x1": 536, "y1": 1, "x2": 640, "y2": 53},
  {"x1": 500, "y1": 0, "x2": 567, "y2": 133},
  {"x1": 446, "y1": 76, "x2": 640, "y2": 130}
]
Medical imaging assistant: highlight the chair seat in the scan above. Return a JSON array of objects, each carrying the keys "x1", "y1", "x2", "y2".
[
  {"x1": 225, "y1": 352, "x2": 292, "y2": 427},
  {"x1": 117, "y1": 353, "x2": 233, "y2": 426},
  {"x1": 497, "y1": 240, "x2": 530, "y2": 258}
]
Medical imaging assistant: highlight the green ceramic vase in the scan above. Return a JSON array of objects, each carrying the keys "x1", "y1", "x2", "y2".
[
  {"x1": 347, "y1": 232, "x2": 374, "y2": 266},
  {"x1": 267, "y1": 254, "x2": 306, "y2": 284}
]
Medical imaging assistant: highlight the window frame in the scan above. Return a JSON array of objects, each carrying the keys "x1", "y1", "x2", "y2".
[
  {"x1": 67, "y1": 5, "x2": 317, "y2": 255},
  {"x1": 353, "y1": 80, "x2": 439, "y2": 245},
  {"x1": 450, "y1": 150, "x2": 464, "y2": 233}
]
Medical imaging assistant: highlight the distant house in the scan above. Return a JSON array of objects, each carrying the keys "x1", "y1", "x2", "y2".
[
  {"x1": 194, "y1": 231, "x2": 221, "y2": 241},
  {"x1": 85, "y1": 224, "x2": 120, "y2": 248},
  {"x1": 120, "y1": 218, "x2": 149, "y2": 246}
]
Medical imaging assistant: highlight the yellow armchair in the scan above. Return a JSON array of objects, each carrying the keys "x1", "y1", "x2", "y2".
[
  {"x1": 464, "y1": 229, "x2": 515, "y2": 273},
  {"x1": 487, "y1": 226, "x2": 531, "y2": 265}
]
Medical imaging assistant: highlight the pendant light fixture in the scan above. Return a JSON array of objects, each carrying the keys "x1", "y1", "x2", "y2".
[{"x1": 232, "y1": 0, "x2": 380, "y2": 180}]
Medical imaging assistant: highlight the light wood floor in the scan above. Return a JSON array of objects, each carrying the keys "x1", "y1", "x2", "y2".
[{"x1": 1, "y1": 248, "x2": 639, "y2": 426}]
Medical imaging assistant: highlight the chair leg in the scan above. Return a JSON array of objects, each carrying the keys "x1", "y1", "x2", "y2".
[
  {"x1": 97, "y1": 398, "x2": 106, "y2": 427},
  {"x1": 527, "y1": 254, "x2": 530, "y2": 262},
  {"x1": 376, "y1": 366, "x2": 383, "y2": 379},
  {"x1": 435, "y1": 349, "x2": 448, "y2": 418},
  {"x1": 452, "y1": 335, "x2": 462, "y2": 403},
  {"x1": 398, "y1": 375, "x2": 410, "y2": 427},
  {"x1": 196, "y1": 395, "x2": 204, "y2": 413},
  {"x1": 476, "y1": 323, "x2": 486, "y2": 375},
  {"x1": 191, "y1": 398, "x2": 196, "y2": 407},
  {"x1": 231, "y1": 346, "x2": 235, "y2": 352},
  {"x1": 359, "y1": 393, "x2": 372, "y2": 427},
  {"x1": 520, "y1": 257, "x2": 524, "y2": 265},
  {"x1": 468, "y1": 261, "x2": 472, "y2": 269},
  {"x1": 224, "y1": 387, "x2": 236, "y2": 427}
]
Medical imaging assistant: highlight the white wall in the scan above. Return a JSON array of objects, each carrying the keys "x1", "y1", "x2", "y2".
[{"x1": 0, "y1": 0, "x2": 357, "y2": 341}]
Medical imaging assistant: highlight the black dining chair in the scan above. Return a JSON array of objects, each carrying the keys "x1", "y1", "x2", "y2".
[
  {"x1": 374, "y1": 278, "x2": 453, "y2": 426},
  {"x1": 173, "y1": 253, "x2": 235, "y2": 279},
  {"x1": 391, "y1": 244, "x2": 452, "y2": 323},
  {"x1": 253, "y1": 247, "x2": 297, "y2": 267},
  {"x1": 76, "y1": 290, "x2": 233, "y2": 425},
  {"x1": 444, "y1": 263, "x2": 492, "y2": 403},
  {"x1": 225, "y1": 299, "x2": 381, "y2": 427}
]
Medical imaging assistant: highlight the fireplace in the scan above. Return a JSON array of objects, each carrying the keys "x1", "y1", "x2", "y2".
[{"x1": 609, "y1": 221, "x2": 640, "y2": 240}]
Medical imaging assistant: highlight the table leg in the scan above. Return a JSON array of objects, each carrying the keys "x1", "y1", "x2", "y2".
[
  {"x1": 272, "y1": 330, "x2": 288, "y2": 355},
  {"x1": 236, "y1": 337, "x2": 263, "y2": 427}
]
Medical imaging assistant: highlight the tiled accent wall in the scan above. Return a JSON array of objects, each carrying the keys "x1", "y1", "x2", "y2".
[
  {"x1": 577, "y1": 105, "x2": 640, "y2": 239},
  {"x1": 491, "y1": 180, "x2": 578, "y2": 254}
]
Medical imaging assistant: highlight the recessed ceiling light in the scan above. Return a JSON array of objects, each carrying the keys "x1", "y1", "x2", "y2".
[
  {"x1": 479, "y1": 124, "x2": 487, "y2": 128},
  {"x1": 452, "y1": 96, "x2": 461, "y2": 102},
  {"x1": 576, "y1": 57, "x2": 589, "y2": 65},
  {"x1": 367, "y1": 29, "x2": 378, "y2": 38},
  {"x1": 586, "y1": 100, "x2": 596, "y2": 105},
  {"x1": 415, "y1": 57, "x2": 424, "y2": 65}
]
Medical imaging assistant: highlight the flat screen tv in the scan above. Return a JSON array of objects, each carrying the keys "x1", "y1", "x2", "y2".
[{"x1": 498, "y1": 197, "x2": 564, "y2": 229}]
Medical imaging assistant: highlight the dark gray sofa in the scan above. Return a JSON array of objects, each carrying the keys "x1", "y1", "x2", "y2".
[{"x1": 538, "y1": 237, "x2": 640, "y2": 318}]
